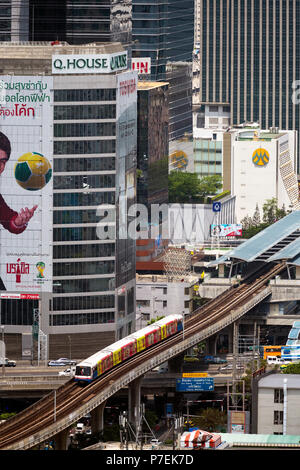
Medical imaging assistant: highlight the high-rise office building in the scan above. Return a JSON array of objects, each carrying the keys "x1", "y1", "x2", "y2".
[
  {"x1": 0, "y1": 0, "x2": 132, "y2": 45},
  {"x1": 132, "y1": 0, "x2": 194, "y2": 142},
  {"x1": 198, "y1": 0, "x2": 300, "y2": 165},
  {"x1": 0, "y1": 43, "x2": 137, "y2": 359}
]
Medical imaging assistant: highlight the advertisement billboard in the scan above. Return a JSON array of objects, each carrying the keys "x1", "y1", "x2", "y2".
[
  {"x1": 0, "y1": 75, "x2": 53, "y2": 293},
  {"x1": 52, "y1": 52, "x2": 128, "y2": 75},
  {"x1": 131, "y1": 57, "x2": 151, "y2": 75},
  {"x1": 211, "y1": 224, "x2": 242, "y2": 237}
]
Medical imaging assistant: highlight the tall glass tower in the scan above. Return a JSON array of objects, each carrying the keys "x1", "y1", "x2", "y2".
[
  {"x1": 200, "y1": 0, "x2": 300, "y2": 143},
  {"x1": 132, "y1": 0, "x2": 194, "y2": 140}
]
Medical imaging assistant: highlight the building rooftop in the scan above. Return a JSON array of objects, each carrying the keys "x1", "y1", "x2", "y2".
[
  {"x1": 208, "y1": 211, "x2": 300, "y2": 266},
  {"x1": 138, "y1": 81, "x2": 169, "y2": 90},
  {"x1": 0, "y1": 41, "x2": 124, "y2": 59}
]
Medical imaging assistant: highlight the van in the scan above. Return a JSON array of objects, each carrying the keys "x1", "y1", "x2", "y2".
[
  {"x1": 267, "y1": 356, "x2": 280, "y2": 365},
  {"x1": 267, "y1": 356, "x2": 289, "y2": 365},
  {"x1": 76, "y1": 423, "x2": 85, "y2": 434}
]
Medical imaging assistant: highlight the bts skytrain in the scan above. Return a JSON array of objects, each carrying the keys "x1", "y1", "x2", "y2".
[{"x1": 74, "y1": 314, "x2": 183, "y2": 383}]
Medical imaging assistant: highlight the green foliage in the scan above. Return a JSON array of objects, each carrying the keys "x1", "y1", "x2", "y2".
[
  {"x1": 147, "y1": 316, "x2": 165, "y2": 325},
  {"x1": 0, "y1": 412, "x2": 16, "y2": 420},
  {"x1": 192, "y1": 408, "x2": 227, "y2": 432},
  {"x1": 241, "y1": 198, "x2": 288, "y2": 239},
  {"x1": 102, "y1": 423, "x2": 120, "y2": 442},
  {"x1": 281, "y1": 362, "x2": 300, "y2": 374},
  {"x1": 168, "y1": 171, "x2": 222, "y2": 203}
]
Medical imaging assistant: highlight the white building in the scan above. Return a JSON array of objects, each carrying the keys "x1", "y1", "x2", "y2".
[
  {"x1": 136, "y1": 273, "x2": 198, "y2": 329},
  {"x1": 230, "y1": 128, "x2": 299, "y2": 222},
  {"x1": 192, "y1": 125, "x2": 299, "y2": 224},
  {"x1": 255, "y1": 374, "x2": 300, "y2": 435}
]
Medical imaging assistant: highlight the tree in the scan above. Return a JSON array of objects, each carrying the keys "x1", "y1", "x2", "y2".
[
  {"x1": 192, "y1": 408, "x2": 227, "y2": 432},
  {"x1": 252, "y1": 204, "x2": 261, "y2": 226},
  {"x1": 281, "y1": 362, "x2": 300, "y2": 374},
  {"x1": 168, "y1": 171, "x2": 222, "y2": 203},
  {"x1": 262, "y1": 198, "x2": 287, "y2": 224}
]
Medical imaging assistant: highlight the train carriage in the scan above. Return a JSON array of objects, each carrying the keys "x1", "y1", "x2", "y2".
[
  {"x1": 153, "y1": 314, "x2": 183, "y2": 339},
  {"x1": 74, "y1": 314, "x2": 183, "y2": 384},
  {"x1": 74, "y1": 349, "x2": 113, "y2": 383},
  {"x1": 103, "y1": 337, "x2": 137, "y2": 366}
]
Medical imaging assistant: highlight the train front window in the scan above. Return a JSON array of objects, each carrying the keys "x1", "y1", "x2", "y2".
[{"x1": 76, "y1": 366, "x2": 91, "y2": 376}]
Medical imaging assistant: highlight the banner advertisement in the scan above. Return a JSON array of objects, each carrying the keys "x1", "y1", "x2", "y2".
[
  {"x1": 211, "y1": 224, "x2": 242, "y2": 237},
  {"x1": 0, "y1": 75, "x2": 53, "y2": 293},
  {"x1": 116, "y1": 71, "x2": 137, "y2": 288}
]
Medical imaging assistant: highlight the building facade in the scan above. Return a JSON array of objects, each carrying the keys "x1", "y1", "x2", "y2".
[
  {"x1": 198, "y1": 0, "x2": 300, "y2": 165},
  {"x1": 253, "y1": 373, "x2": 300, "y2": 435},
  {"x1": 132, "y1": 0, "x2": 194, "y2": 143},
  {"x1": 0, "y1": 42, "x2": 137, "y2": 359}
]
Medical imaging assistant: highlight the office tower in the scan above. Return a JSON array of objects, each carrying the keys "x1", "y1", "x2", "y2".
[
  {"x1": 132, "y1": 0, "x2": 194, "y2": 142},
  {"x1": 0, "y1": 43, "x2": 137, "y2": 359},
  {"x1": 0, "y1": 0, "x2": 132, "y2": 45},
  {"x1": 198, "y1": 0, "x2": 300, "y2": 166}
]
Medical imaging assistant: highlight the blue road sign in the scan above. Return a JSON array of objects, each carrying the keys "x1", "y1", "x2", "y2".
[
  {"x1": 176, "y1": 377, "x2": 214, "y2": 392},
  {"x1": 212, "y1": 202, "x2": 221, "y2": 212}
]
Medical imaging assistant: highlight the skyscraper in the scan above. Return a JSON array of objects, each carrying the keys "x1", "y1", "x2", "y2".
[
  {"x1": 198, "y1": 0, "x2": 300, "y2": 155},
  {"x1": 0, "y1": 0, "x2": 132, "y2": 45},
  {"x1": 132, "y1": 0, "x2": 194, "y2": 141}
]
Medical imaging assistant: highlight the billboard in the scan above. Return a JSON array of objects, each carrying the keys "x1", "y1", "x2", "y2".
[
  {"x1": 52, "y1": 52, "x2": 128, "y2": 75},
  {"x1": 0, "y1": 75, "x2": 53, "y2": 293},
  {"x1": 131, "y1": 58, "x2": 151, "y2": 75},
  {"x1": 211, "y1": 224, "x2": 242, "y2": 237}
]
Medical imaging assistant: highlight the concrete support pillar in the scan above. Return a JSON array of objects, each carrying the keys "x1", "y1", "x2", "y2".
[
  {"x1": 218, "y1": 264, "x2": 225, "y2": 278},
  {"x1": 91, "y1": 400, "x2": 107, "y2": 434},
  {"x1": 296, "y1": 266, "x2": 300, "y2": 280},
  {"x1": 168, "y1": 352, "x2": 184, "y2": 373},
  {"x1": 54, "y1": 427, "x2": 69, "y2": 450},
  {"x1": 128, "y1": 376, "x2": 143, "y2": 428}
]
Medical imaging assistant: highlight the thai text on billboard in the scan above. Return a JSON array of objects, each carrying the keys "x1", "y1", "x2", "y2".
[{"x1": 0, "y1": 75, "x2": 53, "y2": 293}]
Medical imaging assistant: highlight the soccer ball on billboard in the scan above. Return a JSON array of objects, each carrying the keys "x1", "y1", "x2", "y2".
[{"x1": 14, "y1": 152, "x2": 52, "y2": 191}]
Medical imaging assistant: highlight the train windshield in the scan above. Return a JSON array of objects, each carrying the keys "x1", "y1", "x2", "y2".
[{"x1": 75, "y1": 366, "x2": 91, "y2": 377}]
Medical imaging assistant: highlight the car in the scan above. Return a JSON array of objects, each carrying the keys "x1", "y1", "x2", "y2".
[
  {"x1": 203, "y1": 355, "x2": 227, "y2": 364},
  {"x1": 58, "y1": 366, "x2": 76, "y2": 377},
  {"x1": 150, "y1": 438, "x2": 161, "y2": 447},
  {"x1": 218, "y1": 363, "x2": 244, "y2": 373},
  {"x1": 48, "y1": 358, "x2": 77, "y2": 367},
  {"x1": 0, "y1": 358, "x2": 16, "y2": 367}
]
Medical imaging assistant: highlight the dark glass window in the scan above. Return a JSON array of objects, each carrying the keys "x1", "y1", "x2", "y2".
[
  {"x1": 53, "y1": 242, "x2": 115, "y2": 258},
  {"x1": 54, "y1": 140, "x2": 115, "y2": 155},
  {"x1": 54, "y1": 88, "x2": 116, "y2": 102},
  {"x1": 54, "y1": 104, "x2": 116, "y2": 120},
  {"x1": 54, "y1": 156, "x2": 115, "y2": 172}
]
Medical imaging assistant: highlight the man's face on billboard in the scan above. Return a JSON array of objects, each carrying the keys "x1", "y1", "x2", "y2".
[{"x1": 0, "y1": 149, "x2": 8, "y2": 175}]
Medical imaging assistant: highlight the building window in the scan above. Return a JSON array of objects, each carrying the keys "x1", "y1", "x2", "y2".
[
  {"x1": 273, "y1": 410, "x2": 283, "y2": 425},
  {"x1": 184, "y1": 287, "x2": 189, "y2": 295},
  {"x1": 274, "y1": 388, "x2": 284, "y2": 404},
  {"x1": 163, "y1": 301, "x2": 167, "y2": 308},
  {"x1": 163, "y1": 287, "x2": 167, "y2": 295},
  {"x1": 184, "y1": 300, "x2": 190, "y2": 308}
]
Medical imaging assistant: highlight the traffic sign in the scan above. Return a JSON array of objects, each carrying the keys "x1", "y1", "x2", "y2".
[
  {"x1": 212, "y1": 201, "x2": 221, "y2": 212},
  {"x1": 176, "y1": 377, "x2": 214, "y2": 392}
]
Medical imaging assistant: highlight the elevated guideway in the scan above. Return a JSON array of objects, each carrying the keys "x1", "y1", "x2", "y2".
[{"x1": 0, "y1": 262, "x2": 284, "y2": 450}]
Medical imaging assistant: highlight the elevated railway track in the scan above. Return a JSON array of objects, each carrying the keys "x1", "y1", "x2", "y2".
[{"x1": 0, "y1": 262, "x2": 285, "y2": 450}]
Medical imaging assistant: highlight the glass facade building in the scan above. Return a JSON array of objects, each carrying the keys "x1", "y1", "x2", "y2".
[
  {"x1": 0, "y1": 43, "x2": 137, "y2": 359},
  {"x1": 137, "y1": 82, "x2": 169, "y2": 208},
  {"x1": 28, "y1": 0, "x2": 132, "y2": 45},
  {"x1": 132, "y1": 0, "x2": 194, "y2": 140},
  {"x1": 200, "y1": 0, "x2": 300, "y2": 166}
]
